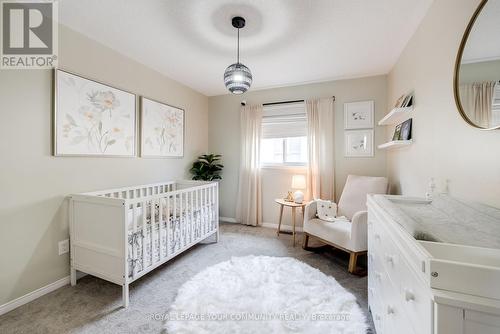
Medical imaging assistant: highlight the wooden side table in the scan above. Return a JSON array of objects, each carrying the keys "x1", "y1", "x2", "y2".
[{"x1": 275, "y1": 199, "x2": 306, "y2": 246}]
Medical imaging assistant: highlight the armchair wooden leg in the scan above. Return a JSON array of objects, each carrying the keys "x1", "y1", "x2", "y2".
[
  {"x1": 348, "y1": 252, "x2": 359, "y2": 274},
  {"x1": 302, "y1": 233, "x2": 310, "y2": 249}
]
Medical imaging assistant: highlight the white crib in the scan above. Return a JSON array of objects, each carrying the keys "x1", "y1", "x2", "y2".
[{"x1": 69, "y1": 180, "x2": 219, "y2": 307}]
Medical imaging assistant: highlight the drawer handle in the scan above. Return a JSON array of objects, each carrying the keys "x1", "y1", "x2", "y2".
[
  {"x1": 387, "y1": 305, "x2": 395, "y2": 315},
  {"x1": 404, "y1": 289, "x2": 415, "y2": 302},
  {"x1": 385, "y1": 254, "x2": 396, "y2": 264},
  {"x1": 374, "y1": 233, "x2": 381, "y2": 240},
  {"x1": 375, "y1": 314, "x2": 381, "y2": 321}
]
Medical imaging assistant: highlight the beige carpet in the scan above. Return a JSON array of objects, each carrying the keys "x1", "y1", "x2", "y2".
[{"x1": 0, "y1": 223, "x2": 374, "y2": 334}]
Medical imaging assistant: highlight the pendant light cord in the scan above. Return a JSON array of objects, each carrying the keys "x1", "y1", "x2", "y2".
[{"x1": 237, "y1": 28, "x2": 240, "y2": 64}]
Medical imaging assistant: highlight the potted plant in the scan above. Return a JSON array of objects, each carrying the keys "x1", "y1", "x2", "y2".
[{"x1": 190, "y1": 154, "x2": 224, "y2": 181}]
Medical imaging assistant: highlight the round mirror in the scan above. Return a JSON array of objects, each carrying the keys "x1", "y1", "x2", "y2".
[{"x1": 454, "y1": 0, "x2": 500, "y2": 130}]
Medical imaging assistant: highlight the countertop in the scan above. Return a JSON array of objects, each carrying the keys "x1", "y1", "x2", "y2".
[{"x1": 371, "y1": 194, "x2": 500, "y2": 249}]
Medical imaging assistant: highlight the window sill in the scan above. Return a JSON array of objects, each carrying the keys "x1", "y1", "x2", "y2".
[{"x1": 260, "y1": 164, "x2": 307, "y2": 171}]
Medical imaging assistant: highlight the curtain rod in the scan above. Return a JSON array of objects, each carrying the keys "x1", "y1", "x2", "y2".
[
  {"x1": 262, "y1": 96, "x2": 336, "y2": 106},
  {"x1": 241, "y1": 96, "x2": 336, "y2": 106}
]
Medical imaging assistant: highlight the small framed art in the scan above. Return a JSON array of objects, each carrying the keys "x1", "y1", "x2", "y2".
[
  {"x1": 392, "y1": 123, "x2": 402, "y2": 140},
  {"x1": 344, "y1": 100, "x2": 374, "y2": 129},
  {"x1": 345, "y1": 129, "x2": 374, "y2": 157},
  {"x1": 400, "y1": 118, "x2": 412, "y2": 140},
  {"x1": 140, "y1": 97, "x2": 185, "y2": 157}
]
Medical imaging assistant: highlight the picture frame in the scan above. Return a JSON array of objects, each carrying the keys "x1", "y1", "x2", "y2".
[
  {"x1": 344, "y1": 100, "x2": 374, "y2": 129},
  {"x1": 392, "y1": 123, "x2": 402, "y2": 141},
  {"x1": 54, "y1": 69, "x2": 137, "y2": 157},
  {"x1": 400, "y1": 118, "x2": 412, "y2": 140},
  {"x1": 394, "y1": 94, "x2": 405, "y2": 108},
  {"x1": 140, "y1": 97, "x2": 185, "y2": 158},
  {"x1": 345, "y1": 129, "x2": 374, "y2": 157}
]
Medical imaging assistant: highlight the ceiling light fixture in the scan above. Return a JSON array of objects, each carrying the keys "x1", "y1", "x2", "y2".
[{"x1": 224, "y1": 16, "x2": 252, "y2": 95}]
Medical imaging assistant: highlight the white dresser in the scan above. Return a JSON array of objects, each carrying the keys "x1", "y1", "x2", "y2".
[{"x1": 367, "y1": 195, "x2": 500, "y2": 334}]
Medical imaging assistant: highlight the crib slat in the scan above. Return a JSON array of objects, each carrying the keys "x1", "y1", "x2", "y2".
[
  {"x1": 166, "y1": 194, "x2": 170, "y2": 257},
  {"x1": 132, "y1": 204, "x2": 138, "y2": 279},
  {"x1": 202, "y1": 187, "x2": 206, "y2": 236},
  {"x1": 174, "y1": 193, "x2": 177, "y2": 252},
  {"x1": 159, "y1": 196, "x2": 164, "y2": 261},
  {"x1": 142, "y1": 201, "x2": 147, "y2": 270},
  {"x1": 190, "y1": 191, "x2": 194, "y2": 243},
  {"x1": 180, "y1": 192, "x2": 184, "y2": 247},
  {"x1": 152, "y1": 198, "x2": 158, "y2": 264}
]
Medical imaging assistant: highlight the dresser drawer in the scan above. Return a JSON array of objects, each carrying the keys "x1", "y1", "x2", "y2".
[{"x1": 369, "y1": 214, "x2": 432, "y2": 334}]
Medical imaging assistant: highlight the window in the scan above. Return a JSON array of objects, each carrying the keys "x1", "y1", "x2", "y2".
[{"x1": 261, "y1": 103, "x2": 307, "y2": 166}]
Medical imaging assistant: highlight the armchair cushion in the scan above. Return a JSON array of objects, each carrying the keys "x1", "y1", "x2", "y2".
[
  {"x1": 337, "y1": 175, "x2": 388, "y2": 220},
  {"x1": 304, "y1": 218, "x2": 353, "y2": 250}
]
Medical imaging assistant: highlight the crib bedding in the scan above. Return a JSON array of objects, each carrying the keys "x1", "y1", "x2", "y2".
[
  {"x1": 127, "y1": 204, "x2": 216, "y2": 276},
  {"x1": 126, "y1": 198, "x2": 200, "y2": 230}
]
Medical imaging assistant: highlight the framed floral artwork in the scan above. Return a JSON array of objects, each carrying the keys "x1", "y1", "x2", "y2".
[
  {"x1": 54, "y1": 69, "x2": 137, "y2": 157},
  {"x1": 345, "y1": 129, "x2": 374, "y2": 157},
  {"x1": 344, "y1": 100, "x2": 374, "y2": 129},
  {"x1": 140, "y1": 97, "x2": 184, "y2": 158}
]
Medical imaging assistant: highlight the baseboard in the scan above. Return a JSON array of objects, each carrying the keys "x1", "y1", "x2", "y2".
[
  {"x1": 219, "y1": 216, "x2": 237, "y2": 223},
  {"x1": 0, "y1": 276, "x2": 69, "y2": 316},
  {"x1": 0, "y1": 271, "x2": 88, "y2": 316},
  {"x1": 261, "y1": 222, "x2": 303, "y2": 232}
]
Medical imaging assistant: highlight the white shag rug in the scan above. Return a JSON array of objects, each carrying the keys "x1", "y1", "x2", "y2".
[{"x1": 166, "y1": 255, "x2": 367, "y2": 334}]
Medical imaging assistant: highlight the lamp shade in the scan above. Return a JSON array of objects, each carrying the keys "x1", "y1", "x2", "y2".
[
  {"x1": 224, "y1": 62, "x2": 252, "y2": 94},
  {"x1": 291, "y1": 175, "x2": 306, "y2": 189}
]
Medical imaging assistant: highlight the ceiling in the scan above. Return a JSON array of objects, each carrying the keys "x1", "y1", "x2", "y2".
[
  {"x1": 462, "y1": 0, "x2": 500, "y2": 64},
  {"x1": 59, "y1": 0, "x2": 434, "y2": 96}
]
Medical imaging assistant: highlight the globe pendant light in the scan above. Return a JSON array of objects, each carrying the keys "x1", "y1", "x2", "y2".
[{"x1": 224, "y1": 16, "x2": 252, "y2": 94}]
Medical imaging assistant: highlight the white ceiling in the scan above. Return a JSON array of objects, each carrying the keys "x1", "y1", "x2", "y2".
[
  {"x1": 59, "y1": 0, "x2": 433, "y2": 96},
  {"x1": 462, "y1": 0, "x2": 500, "y2": 64}
]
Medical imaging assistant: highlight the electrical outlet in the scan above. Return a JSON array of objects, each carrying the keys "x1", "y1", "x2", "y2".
[{"x1": 58, "y1": 239, "x2": 69, "y2": 255}]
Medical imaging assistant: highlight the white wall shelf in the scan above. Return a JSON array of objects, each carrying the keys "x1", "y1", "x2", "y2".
[
  {"x1": 378, "y1": 106, "x2": 413, "y2": 125},
  {"x1": 378, "y1": 140, "x2": 413, "y2": 150}
]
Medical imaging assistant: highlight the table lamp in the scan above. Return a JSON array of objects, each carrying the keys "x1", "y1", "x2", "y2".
[{"x1": 291, "y1": 175, "x2": 306, "y2": 204}]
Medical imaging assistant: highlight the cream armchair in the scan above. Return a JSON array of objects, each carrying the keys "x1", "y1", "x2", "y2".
[{"x1": 303, "y1": 175, "x2": 388, "y2": 273}]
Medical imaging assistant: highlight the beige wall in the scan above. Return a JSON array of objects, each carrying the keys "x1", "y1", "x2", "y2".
[
  {"x1": 208, "y1": 76, "x2": 388, "y2": 227},
  {"x1": 0, "y1": 25, "x2": 208, "y2": 306},
  {"x1": 386, "y1": 0, "x2": 500, "y2": 207}
]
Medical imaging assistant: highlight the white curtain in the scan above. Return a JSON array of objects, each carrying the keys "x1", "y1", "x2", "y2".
[
  {"x1": 235, "y1": 104, "x2": 263, "y2": 226},
  {"x1": 306, "y1": 98, "x2": 335, "y2": 201},
  {"x1": 459, "y1": 81, "x2": 496, "y2": 128}
]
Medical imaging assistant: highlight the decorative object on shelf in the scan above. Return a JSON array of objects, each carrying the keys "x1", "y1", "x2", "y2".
[
  {"x1": 393, "y1": 93, "x2": 414, "y2": 108},
  {"x1": 401, "y1": 94, "x2": 414, "y2": 108},
  {"x1": 190, "y1": 154, "x2": 224, "y2": 181},
  {"x1": 344, "y1": 100, "x2": 374, "y2": 129},
  {"x1": 345, "y1": 129, "x2": 374, "y2": 157},
  {"x1": 392, "y1": 123, "x2": 403, "y2": 140},
  {"x1": 394, "y1": 94, "x2": 406, "y2": 108},
  {"x1": 54, "y1": 69, "x2": 136, "y2": 157},
  {"x1": 400, "y1": 118, "x2": 412, "y2": 140},
  {"x1": 224, "y1": 16, "x2": 252, "y2": 95},
  {"x1": 284, "y1": 191, "x2": 294, "y2": 202},
  {"x1": 291, "y1": 175, "x2": 306, "y2": 204},
  {"x1": 141, "y1": 97, "x2": 184, "y2": 157}
]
